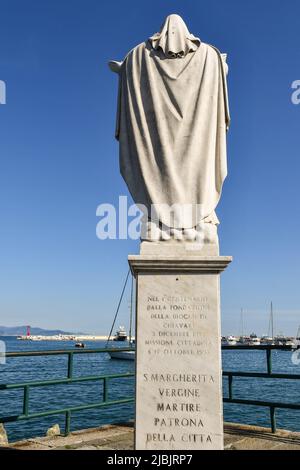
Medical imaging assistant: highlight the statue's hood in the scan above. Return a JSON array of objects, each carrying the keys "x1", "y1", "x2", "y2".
[{"x1": 149, "y1": 14, "x2": 200, "y2": 58}]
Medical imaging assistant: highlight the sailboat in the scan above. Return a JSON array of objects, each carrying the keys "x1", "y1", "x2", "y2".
[
  {"x1": 260, "y1": 302, "x2": 275, "y2": 345},
  {"x1": 109, "y1": 347, "x2": 135, "y2": 360},
  {"x1": 107, "y1": 270, "x2": 136, "y2": 361}
]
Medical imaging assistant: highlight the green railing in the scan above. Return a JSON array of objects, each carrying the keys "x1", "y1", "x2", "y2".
[
  {"x1": 0, "y1": 348, "x2": 135, "y2": 436},
  {"x1": 0, "y1": 346, "x2": 299, "y2": 436},
  {"x1": 222, "y1": 345, "x2": 300, "y2": 433}
]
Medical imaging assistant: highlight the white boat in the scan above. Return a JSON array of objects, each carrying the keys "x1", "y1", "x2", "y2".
[
  {"x1": 250, "y1": 338, "x2": 261, "y2": 346},
  {"x1": 106, "y1": 271, "x2": 136, "y2": 360},
  {"x1": 260, "y1": 336, "x2": 275, "y2": 345},
  {"x1": 248, "y1": 333, "x2": 261, "y2": 345},
  {"x1": 285, "y1": 340, "x2": 296, "y2": 347},
  {"x1": 113, "y1": 326, "x2": 128, "y2": 342},
  {"x1": 238, "y1": 335, "x2": 251, "y2": 344},
  {"x1": 108, "y1": 350, "x2": 135, "y2": 361},
  {"x1": 223, "y1": 335, "x2": 238, "y2": 346}
]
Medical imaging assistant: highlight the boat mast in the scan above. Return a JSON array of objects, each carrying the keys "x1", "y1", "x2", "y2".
[
  {"x1": 271, "y1": 301, "x2": 274, "y2": 338},
  {"x1": 105, "y1": 269, "x2": 130, "y2": 348},
  {"x1": 240, "y1": 308, "x2": 244, "y2": 337},
  {"x1": 128, "y1": 275, "x2": 134, "y2": 345}
]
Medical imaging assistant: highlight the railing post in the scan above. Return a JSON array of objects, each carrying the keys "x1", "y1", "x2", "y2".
[
  {"x1": 103, "y1": 377, "x2": 108, "y2": 402},
  {"x1": 228, "y1": 375, "x2": 233, "y2": 400},
  {"x1": 266, "y1": 348, "x2": 272, "y2": 374},
  {"x1": 67, "y1": 352, "x2": 74, "y2": 379},
  {"x1": 65, "y1": 410, "x2": 71, "y2": 436},
  {"x1": 23, "y1": 385, "x2": 30, "y2": 416},
  {"x1": 270, "y1": 406, "x2": 276, "y2": 433}
]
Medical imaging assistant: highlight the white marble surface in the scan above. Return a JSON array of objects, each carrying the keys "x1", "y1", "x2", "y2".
[
  {"x1": 110, "y1": 14, "x2": 230, "y2": 232},
  {"x1": 131, "y1": 255, "x2": 231, "y2": 450},
  {"x1": 140, "y1": 241, "x2": 219, "y2": 257}
]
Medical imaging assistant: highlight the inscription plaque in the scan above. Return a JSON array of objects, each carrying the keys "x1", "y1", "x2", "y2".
[{"x1": 129, "y1": 256, "x2": 231, "y2": 450}]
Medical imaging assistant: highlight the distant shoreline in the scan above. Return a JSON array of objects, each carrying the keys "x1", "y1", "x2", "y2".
[{"x1": 0, "y1": 334, "x2": 109, "y2": 340}]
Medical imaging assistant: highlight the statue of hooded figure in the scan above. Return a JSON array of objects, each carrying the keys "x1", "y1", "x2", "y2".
[{"x1": 109, "y1": 14, "x2": 230, "y2": 249}]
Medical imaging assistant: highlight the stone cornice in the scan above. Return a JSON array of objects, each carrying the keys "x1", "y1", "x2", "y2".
[{"x1": 128, "y1": 255, "x2": 232, "y2": 276}]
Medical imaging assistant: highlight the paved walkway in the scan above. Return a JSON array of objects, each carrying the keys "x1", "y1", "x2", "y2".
[{"x1": 4, "y1": 423, "x2": 300, "y2": 450}]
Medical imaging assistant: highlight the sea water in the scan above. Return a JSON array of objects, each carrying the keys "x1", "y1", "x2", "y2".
[{"x1": 0, "y1": 336, "x2": 299, "y2": 442}]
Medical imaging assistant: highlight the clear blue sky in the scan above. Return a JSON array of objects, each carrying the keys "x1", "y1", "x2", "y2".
[{"x1": 0, "y1": 0, "x2": 300, "y2": 336}]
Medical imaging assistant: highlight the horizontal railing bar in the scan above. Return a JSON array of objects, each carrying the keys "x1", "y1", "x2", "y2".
[
  {"x1": 2, "y1": 371, "x2": 298, "y2": 391},
  {"x1": 2, "y1": 396, "x2": 299, "y2": 425},
  {"x1": 5, "y1": 347, "x2": 134, "y2": 358},
  {"x1": 224, "y1": 398, "x2": 300, "y2": 409},
  {"x1": 0, "y1": 397, "x2": 135, "y2": 423},
  {"x1": 0, "y1": 372, "x2": 134, "y2": 390},
  {"x1": 4, "y1": 345, "x2": 297, "y2": 358},
  {"x1": 223, "y1": 371, "x2": 300, "y2": 380},
  {"x1": 222, "y1": 345, "x2": 295, "y2": 350}
]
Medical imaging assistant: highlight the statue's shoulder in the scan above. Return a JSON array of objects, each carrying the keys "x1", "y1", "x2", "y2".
[
  {"x1": 124, "y1": 41, "x2": 148, "y2": 62},
  {"x1": 201, "y1": 43, "x2": 228, "y2": 75},
  {"x1": 202, "y1": 42, "x2": 221, "y2": 57}
]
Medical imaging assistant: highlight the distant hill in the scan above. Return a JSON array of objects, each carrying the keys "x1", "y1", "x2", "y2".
[{"x1": 0, "y1": 326, "x2": 84, "y2": 336}]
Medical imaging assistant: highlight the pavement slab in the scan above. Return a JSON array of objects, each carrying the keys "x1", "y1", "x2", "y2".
[{"x1": 3, "y1": 422, "x2": 300, "y2": 451}]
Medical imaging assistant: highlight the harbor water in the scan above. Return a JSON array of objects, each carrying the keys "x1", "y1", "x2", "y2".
[{"x1": 0, "y1": 336, "x2": 299, "y2": 442}]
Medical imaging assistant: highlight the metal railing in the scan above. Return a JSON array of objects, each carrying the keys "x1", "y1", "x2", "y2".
[
  {"x1": 222, "y1": 345, "x2": 300, "y2": 433},
  {"x1": 0, "y1": 348, "x2": 135, "y2": 436},
  {"x1": 0, "y1": 345, "x2": 299, "y2": 436}
]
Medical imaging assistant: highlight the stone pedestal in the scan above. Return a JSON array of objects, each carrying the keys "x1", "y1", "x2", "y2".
[{"x1": 129, "y1": 254, "x2": 232, "y2": 450}]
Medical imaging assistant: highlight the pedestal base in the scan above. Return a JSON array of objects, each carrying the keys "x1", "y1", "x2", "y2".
[{"x1": 129, "y1": 255, "x2": 232, "y2": 450}]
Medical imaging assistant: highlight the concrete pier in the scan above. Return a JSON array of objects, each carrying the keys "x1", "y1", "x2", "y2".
[{"x1": 4, "y1": 423, "x2": 300, "y2": 451}]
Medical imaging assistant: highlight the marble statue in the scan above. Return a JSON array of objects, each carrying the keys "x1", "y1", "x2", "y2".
[{"x1": 109, "y1": 14, "x2": 230, "y2": 248}]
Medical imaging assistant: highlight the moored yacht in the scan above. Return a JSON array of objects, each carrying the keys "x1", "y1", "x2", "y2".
[
  {"x1": 249, "y1": 333, "x2": 261, "y2": 345},
  {"x1": 222, "y1": 335, "x2": 238, "y2": 346},
  {"x1": 260, "y1": 335, "x2": 274, "y2": 345},
  {"x1": 113, "y1": 326, "x2": 128, "y2": 342}
]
